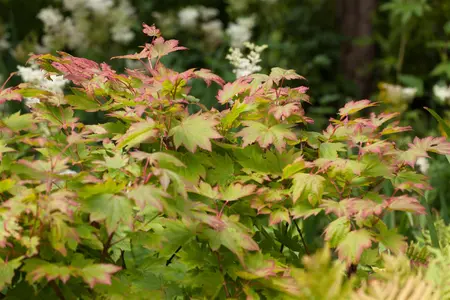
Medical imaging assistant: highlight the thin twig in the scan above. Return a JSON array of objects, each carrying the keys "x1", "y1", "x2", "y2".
[
  {"x1": 215, "y1": 251, "x2": 230, "y2": 298},
  {"x1": 49, "y1": 281, "x2": 66, "y2": 300},
  {"x1": 166, "y1": 245, "x2": 182, "y2": 266},
  {"x1": 293, "y1": 219, "x2": 310, "y2": 255}
]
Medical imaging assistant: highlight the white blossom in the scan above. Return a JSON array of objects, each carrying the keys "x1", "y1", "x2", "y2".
[
  {"x1": 59, "y1": 169, "x2": 78, "y2": 176},
  {"x1": 37, "y1": 7, "x2": 64, "y2": 29},
  {"x1": 201, "y1": 20, "x2": 224, "y2": 43},
  {"x1": 416, "y1": 157, "x2": 429, "y2": 175},
  {"x1": 111, "y1": 26, "x2": 135, "y2": 44},
  {"x1": 0, "y1": 32, "x2": 10, "y2": 51},
  {"x1": 63, "y1": 18, "x2": 85, "y2": 49},
  {"x1": 178, "y1": 7, "x2": 200, "y2": 28},
  {"x1": 226, "y1": 42, "x2": 267, "y2": 79},
  {"x1": 433, "y1": 84, "x2": 450, "y2": 104},
  {"x1": 85, "y1": 0, "x2": 114, "y2": 15},
  {"x1": 62, "y1": 0, "x2": 86, "y2": 11},
  {"x1": 17, "y1": 65, "x2": 68, "y2": 95},
  {"x1": 24, "y1": 98, "x2": 41, "y2": 108},
  {"x1": 226, "y1": 16, "x2": 255, "y2": 48},
  {"x1": 199, "y1": 7, "x2": 219, "y2": 20},
  {"x1": 379, "y1": 82, "x2": 417, "y2": 104}
]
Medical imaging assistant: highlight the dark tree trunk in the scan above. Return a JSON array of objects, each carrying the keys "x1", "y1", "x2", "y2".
[{"x1": 337, "y1": 0, "x2": 377, "y2": 98}]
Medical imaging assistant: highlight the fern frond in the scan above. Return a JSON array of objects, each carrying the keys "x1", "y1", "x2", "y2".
[
  {"x1": 352, "y1": 274, "x2": 440, "y2": 300},
  {"x1": 406, "y1": 242, "x2": 431, "y2": 266}
]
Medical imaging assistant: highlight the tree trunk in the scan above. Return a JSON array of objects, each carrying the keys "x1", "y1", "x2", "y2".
[{"x1": 337, "y1": 0, "x2": 377, "y2": 98}]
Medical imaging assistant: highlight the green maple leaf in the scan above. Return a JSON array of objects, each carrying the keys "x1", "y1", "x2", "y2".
[
  {"x1": 375, "y1": 222, "x2": 407, "y2": 254},
  {"x1": 319, "y1": 142, "x2": 346, "y2": 159},
  {"x1": 336, "y1": 229, "x2": 373, "y2": 265},
  {"x1": 204, "y1": 215, "x2": 259, "y2": 263},
  {"x1": 0, "y1": 257, "x2": 23, "y2": 290},
  {"x1": 82, "y1": 194, "x2": 134, "y2": 234},
  {"x1": 269, "y1": 67, "x2": 304, "y2": 85},
  {"x1": 291, "y1": 173, "x2": 326, "y2": 206},
  {"x1": 128, "y1": 185, "x2": 170, "y2": 211},
  {"x1": 116, "y1": 119, "x2": 158, "y2": 150},
  {"x1": 324, "y1": 217, "x2": 350, "y2": 248},
  {"x1": 79, "y1": 264, "x2": 121, "y2": 289},
  {"x1": 236, "y1": 121, "x2": 297, "y2": 152},
  {"x1": 2, "y1": 111, "x2": 34, "y2": 132},
  {"x1": 169, "y1": 113, "x2": 221, "y2": 152},
  {"x1": 220, "y1": 182, "x2": 257, "y2": 201},
  {"x1": 206, "y1": 153, "x2": 234, "y2": 186}
]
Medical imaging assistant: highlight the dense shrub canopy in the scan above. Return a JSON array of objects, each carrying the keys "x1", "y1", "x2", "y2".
[{"x1": 0, "y1": 24, "x2": 449, "y2": 299}]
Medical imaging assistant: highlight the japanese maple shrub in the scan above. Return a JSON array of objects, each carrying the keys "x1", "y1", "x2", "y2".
[{"x1": 0, "y1": 23, "x2": 449, "y2": 299}]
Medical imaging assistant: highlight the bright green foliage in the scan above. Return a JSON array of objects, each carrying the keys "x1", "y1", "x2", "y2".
[{"x1": 0, "y1": 24, "x2": 449, "y2": 298}]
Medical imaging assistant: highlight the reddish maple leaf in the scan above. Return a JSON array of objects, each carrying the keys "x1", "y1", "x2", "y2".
[
  {"x1": 400, "y1": 136, "x2": 450, "y2": 166},
  {"x1": 387, "y1": 195, "x2": 426, "y2": 214},
  {"x1": 216, "y1": 77, "x2": 251, "y2": 104},
  {"x1": 142, "y1": 23, "x2": 161, "y2": 37},
  {"x1": 338, "y1": 100, "x2": 377, "y2": 119},
  {"x1": 194, "y1": 69, "x2": 225, "y2": 86}
]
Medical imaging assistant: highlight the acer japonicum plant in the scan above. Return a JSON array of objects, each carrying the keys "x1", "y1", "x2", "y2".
[{"x1": 0, "y1": 23, "x2": 449, "y2": 299}]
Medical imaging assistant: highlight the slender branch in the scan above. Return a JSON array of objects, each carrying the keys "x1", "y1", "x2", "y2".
[
  {"x1": 215, "y1": 251, "x2": 230, "y2": 298},
  {"x1": 279, "y1": 222, "x2": 289, "y2": 253},
  {"x1": 293, "y1": 219, "x2": 310, "y2": 255},
  {"x1": 50, "y1": 281, "x2": 66, "y2": 300},
  {"x1": 101, "y1": 232, "x2": 115, "y2": 262},
  {"x1": 166, "y1": 245, "x2": 182, "y2": 266}
]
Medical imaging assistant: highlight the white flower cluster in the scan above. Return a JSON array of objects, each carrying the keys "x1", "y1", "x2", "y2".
[
  {"x1": 36, "y1": 0, "x2": 136, "y2": 53},
  {"x1": 0, "y1": 31, "x2": 10, "y2": 51},
  {"x1": 176, "y1": 6, "x2": 224, "y2": 45},
  {"x1": 433, "y1": 84, "x2": 450, "y2": 105},
  {"x1": 379, "y1": 82, "x2": 417, "y2": 103},
  {"x1": 226, "y1": 42, "x2": 267, "y2": 78},
  {"x1": 416, "y1": 157, "x2": 429, "y2": 175},
  {"x1": 226, "y1": 16, "x2": 256, "y2": 48},
  {"x1": 17, "y1": 64, "x2": 68, "y2": 107}
]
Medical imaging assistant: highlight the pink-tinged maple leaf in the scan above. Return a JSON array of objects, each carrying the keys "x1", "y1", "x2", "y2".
[
  {"x1": 347, "y1": 198, "x2": 386, "y2": 218},
  {"x1": 23, "y1": 260, "x2": 72, "y2": 284},
  {"x1": 369, "y1": 112, "x2": 399, "y2": 127},
  {"x1": 336, "y1": 229, "x2": 373, "y2": 265},
  {"x1": 269, "y1": 208, "x2": 291, "y2": 225},
  {"x1": 338, "y1": 100, "x2": 377, "y2": 119},
  {"x1": 387, "y1": 195, "x2": 426, "y2": 214},
  {"x1": 324, "y1": 217, "x2": 351, "y2": 248},
  {"x1": 320, "y1": 199, "x2": 351, "y2": 217},
  {"x1": 360, "y1": 140, "x2": 395, "y2": 155},
  {"x1": 216, "y1": 77, "x2": 251, "y2": 104},
  {"x1": 194, "y1": 69, "x2": 225, "y2": 86},
  {"x1": 169, "y1": 113, "x2": 222, "y2": 152},
  {"x1": 128, "y1": 185, "x2": 170, "y2": 211},
  {"x1": 269, "y1": 67, "x2": 305, "y2": 85},
  {"x1": 291, "y1": 173, "x2": 326, "y2": 206},
  {"x1": 269, "y1": 103, "x2": 308, "y2": 121},
  {"x1": 0, "y1": 87, "x2": 22, "y2": 104},
  {"x1": 80, "y1": 264, "x2": 121, "y2": 288},
  {"x1": 399, "y1": 136, "x2": 450, "y2": 166},
  {"x1": 235, "y1": 121, "x2": 297, "y2": 152},
  {"x1": 149, "y1": 37, "x2": 188, "y2": 59},
  {"x1": 50, "y1": 54, "x2": 100, "y2": 85},
  {"x1": 142, "y1": 23, "x2": 161, "y2": 37},
  {"x1": 380, "y1": 124, "x2": 412, "y2": 135}
]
